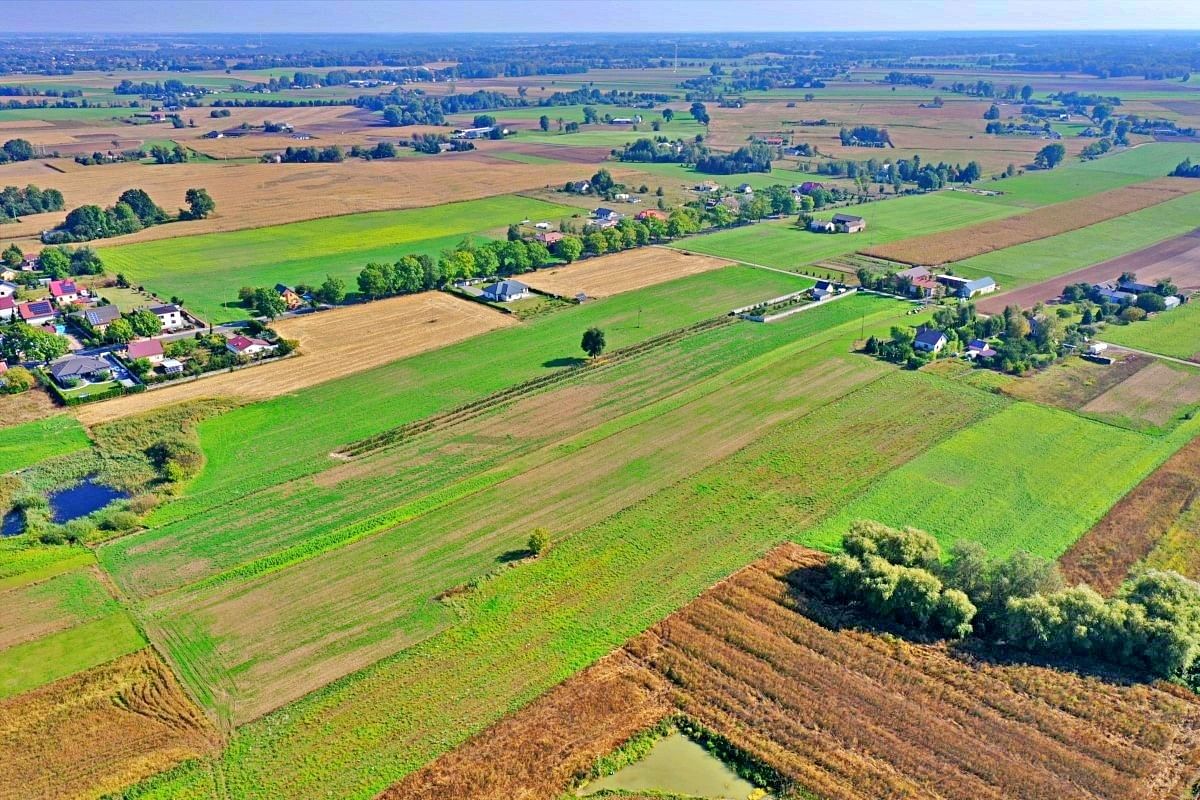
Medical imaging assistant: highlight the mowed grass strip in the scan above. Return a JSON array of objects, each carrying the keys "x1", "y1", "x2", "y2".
[
  {"x1": 127, "y1": 371, "x2": 1000, "y2": 799},
  {"x1": 668, "y1": 191, "x2": 1021, "y2": 270},
  {"x1": 0, "y1": 611, "x2": 145, "y2": 699},
  {"x1": 98, "y1": 194, "x2": 581, "y2": 323},
  {"x1": 0, "y1": 414, "x2": 91, "y2": 474},
  {"x1": 0, "y1": 566, "x2": 121, "y2": 651},
  {"x1": 863, "y1": 178, "x2": 1200, "y2": 266},
  {"x1": 1101, "y1": 301, "x2": 1200, "y2": 362},
  {"x1": 152, "y1": 266, "x2": 810, "y2": 528},
  {"x1": 807, "y1": 401, "x2": 1191, "y2": 559}
]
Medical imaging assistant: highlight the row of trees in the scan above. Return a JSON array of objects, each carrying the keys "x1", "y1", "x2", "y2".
[
  {"x1": 1170, "y1": 158, "x2": 1200, "y2": 178},
  {"x1": 42, "y1": 188, "x2": 214, "y2": 244},
  {"x1": 0, "y1": 184, "x2": 65, "y2": 220},
  {"x1": 265, "y1": 145, "x2": 346, "y2": 163},
  {"x1": 0, "y1": 138, "x2": 34, "y2": 164},
  {"x1": 828, "y1": 521, "x2": 1200, "y2": 681}
]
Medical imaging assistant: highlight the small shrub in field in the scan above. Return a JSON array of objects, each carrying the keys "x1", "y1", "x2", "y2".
[
  {"x1": 99, "y1": 510, "x2": 140, "y2": 532},
  {"x1": 528, "y1": 527, "x2": 551, "y2": 557}
]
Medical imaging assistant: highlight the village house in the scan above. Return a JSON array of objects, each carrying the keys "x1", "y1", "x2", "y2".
[
  {"x1": 20, "y1": 254, "x2": 39, "y2": 271},
  {"x1": 913, "y1": 328, "x2": 948, "y2": 353},
  {"x1": 566, "y1": 180, "x2": 590, "y2": 194},
  {"x1": 150, "y1": 303, "x2": 185, "y2": 331},
  {"x1": 967, "y1": 338, "x2": 997, "y2": 359},
  {"x1": 594, "y1": 207, "x2": 622, "y2": 222},
  {"x1": 275, "y1": 284, "x2": 305, "y2": 310},
  {"x1": 534, "y1": 221, "x2": 552, "y2": 230},
  {"x1": 536, "y1": 231, "x2": 564, "y2": 245},
  {"x1": 832, "y1": 213, "x2": 867, "y2": 233},
  {"x1": 1116, "y1": 278, "x2": 1157, "y2": 295},
  {"x1": 226, "y1": 334, "x2": 276, "y2": 357},
  {"x1": 737, "y1": 183, "x2": 754, "y2": 194},
  {"x1": 895, "y1": 266, "x2": 941, "y2": 298},
  {"x1": 955, "y1": 277, "x2": 997, "y2": 299},
  {"x1": 808, "y1": 218, "x2": 836, "y2": 233},
  {"x1": 49, "y1": 279, "x2": 79, "y2": 306},
  {"x1": 812, "y1": 280, "x2": 836, "y2": 301},
  {"x1": 126, "y1": 338, "x2": 165, "y2": 365},
  {"x1": 0, "y1": 296, "x2": 15, "y2": 322},
  {"x1": 48, "y1": 354, "x2": 111, "y2": 386},
  {"x1": 695, "y1": 181, "x2": 720, "y2": 193},
  {"x1": 18, "y1": 299, "x2": 56, "y2": 326},
  {"x1": 0, "y1": 280, "x2": 17, "y2": 299},
  {"x1": 1093, "y1": 286, "x2": 1136, "y2": 305},
  {"x1": 0, "y1": 269, "x2": 16, "y2": 282},
  {"x1": 83, "y1": 304, "x2": 121, "y2": 331},
  {"x1": 481, "y1": 279, "x2": 531, "y2": 303}
]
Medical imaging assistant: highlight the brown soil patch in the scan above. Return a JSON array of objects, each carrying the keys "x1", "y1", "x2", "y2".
[
  {"x1": 385, "y1": 544, "x2": 1200, "y2": 800},
  {"x1": 74, "y1": 292, "x2": 515, "y2": 425},
  {"x1": 1061, "y1": 436, "x2": 1200, "y2": 594},
  {"x1": 0, "y1": 389, "x2": 59, "y2": 431},
  {"x1": 0, "y1": 154, "x2": 638, "y2": 254},
  {"x1": 522, "y1": 248, "x2": 731, "y2": 298},
  {"x1": 979, "y1": 228, "x2": 1200, "y2": 314},
  {"x1": 0, "y1": 648, "x2": 219, "y2": 800},
  {"x1": 1002, "y1": 352, "x2": 1148, "y2": 409},
  {"x1": 1082, "y1": 361, "x2": 1200, "y2": 426},
  {"x1": 865, "y1": 178, "x2": 1200, "y2": 266}
]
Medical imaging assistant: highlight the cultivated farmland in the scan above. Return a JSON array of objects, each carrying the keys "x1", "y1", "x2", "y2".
[
  {"x1": 520, "y1": 247, "x2": 733, "y2": 298},
  {"x1": 863, "y1": 178, "x2": 1200, "y2": 265},
  {"x1": 0, "y1": 648, "x2": 219, "y2": 800},
  {"x1": 386, "y1": 544, "x2": 1200, "y2": 800},
  {"x1": 98, "y1": 194, "x2": 581, "y2": 323},
  {"x1": 75, "y1": 291, "x2": 517, "y2": 425},
  {"x1": 1101, "y1": 299, "x2": 1200, "y2": 362}
]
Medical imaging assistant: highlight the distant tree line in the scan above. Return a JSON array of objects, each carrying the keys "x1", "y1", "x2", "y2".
[
  {"x1": 0, "y1": 185, "x2": 65, "y2": 221},
  {"x1": 42, "y1": 188, "x2": 214, "y2": 244}
]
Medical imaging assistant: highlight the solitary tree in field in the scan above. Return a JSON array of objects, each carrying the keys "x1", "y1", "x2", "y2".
[
  {"x1": 581, "y1": 327, "x2": 606, "y2": 359},
  {"x1": 527, "y1": 527, "x2": 550, "y2": 557},
  {"x1": 538, "y1": 115, "x2": 550, "y2": 132},
  {"x1": 1020, "y1": 84, "x2": 1034, "y2": 102},
  {"x1": 1034, "y1": 143, "x2": 1066, "y2": 170},
  {"x1": 183, "y1": 187, "x2": 216, "y2": 219}
]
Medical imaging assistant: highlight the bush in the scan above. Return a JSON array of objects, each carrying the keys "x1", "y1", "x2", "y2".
[
  {"x1": 98, "y1": 510, "x2": 140, "y2": 532},
  {"x1": 1120, "y1": 306, "x2": 1147, "y2": 323},
  {"x1": 1, "y1": 365, "x2": 34, "y2": 394},
  {"x1": 527, "y1": 527, "x2": 551, "y2": 557}
]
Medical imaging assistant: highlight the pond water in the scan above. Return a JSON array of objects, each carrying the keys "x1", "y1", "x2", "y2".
[
  {"x1": 1, "y1": 509, "x2": 23, "y2": 536},
  {"x1": 578, "y1": 732, "x2": 767, "y2": 800},
  {"x1": 48, "y1": 478, "x2": 128, "y2": 524}
]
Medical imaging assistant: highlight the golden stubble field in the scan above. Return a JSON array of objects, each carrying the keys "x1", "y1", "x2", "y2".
[
  {"x1": 0, "y1": 153, "x2": 612, "y2": 253},
  {"x1": 521, "y1": 248, "x2": 731, "y2": 298},
  {"x1": 74, "y1": 292, "x2": 516, "y2": 426}
]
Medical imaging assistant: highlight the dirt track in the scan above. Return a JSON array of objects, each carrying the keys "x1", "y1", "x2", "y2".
[
  {"x1": 74, "y1": 293, "x2": 515, "y2": 425},
  {"x1": 978, "y1": 228, "x2": 1200, "y2": 313}
]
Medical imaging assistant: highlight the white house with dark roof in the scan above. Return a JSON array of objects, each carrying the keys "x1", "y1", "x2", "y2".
[
  {"x1": 481, "y1": 280, "x2": 531, "y2": 303},
  {"x1": 0, "y1": 280, "x2": 17, "y2": 299},
  {"x1": 913, "y1": 328, "x2": 948, "y2": 353},
  {"x1": 150, "y1": 303, "x2": 185, "y2": 331}
]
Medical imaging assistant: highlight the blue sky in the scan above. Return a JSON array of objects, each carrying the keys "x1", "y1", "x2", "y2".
[{"x1": 3, "y1": 0, "x2": 1200, "y2": 34}]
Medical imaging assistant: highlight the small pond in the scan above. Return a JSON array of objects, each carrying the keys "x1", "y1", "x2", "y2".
[
  {"x1": 1, "y1": 509, "x2": 23, "y2": 537},
  {"x1": 48, "y1": 477, "x2": 128, "y2": 524},
  {"x1": 578, "y1": 732, "x2": 768, "y2": 799}
]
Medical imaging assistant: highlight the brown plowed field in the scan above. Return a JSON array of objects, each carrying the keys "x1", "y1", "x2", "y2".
[
  {"x1": 978, "y1": 227, "x2": 1200, "y2": 314},
  {"x1": 1060, "y1": 436, "x2": 1200, "y2": 594},
  {"x1": 864, "y1": 178, "x2": 1200, "y2": 266},
  {"x1": 75, "y1": 292, "x2": 514, "y2": 425},
  {"x1": 0, "y1": 155, "x2": 613, "y2": 254},
  {"x1": 522, "y1": 248, "x2": 732, "y2": 298},
  {"x1": 488, "y1": 141, "x2": 616, "y2": 164},
  {"x1": 0, "y1": 648, "x2": 219, "y2": 800},
  {"x1": 383, "y1": 544, "x2": 1200, "y2": 800}
]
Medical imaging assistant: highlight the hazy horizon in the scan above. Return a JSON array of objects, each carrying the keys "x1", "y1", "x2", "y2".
[{"x1": 3, "y1": 0, "x2": 1200, "y2": 35}]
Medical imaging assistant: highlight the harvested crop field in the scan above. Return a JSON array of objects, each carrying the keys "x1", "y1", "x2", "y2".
[
  {"x1": 0, "y1": 648, "x2": 219, "y2": 800},
  {"x1": 75, "y1": 293, "x2": 514, "y2": 425},
  {"x1": 522, "y1": 248, "x2": 734, "y2": 298},
  {"x1": 864, "y1": 178, "x2": 1200, "y2": 266},
  {"x1": 1002, "y1": 353, "x2": 1149, "y2": 411},
  {"x1": 1081, "y1": 361, "x2": 1200, "y2": 429},
  {"x1": 978, "y1": 228, "x2": 1200, "y2": 314},
  {"x1": 384, "y1": 543, "x2": 1200, "y2": 800},
  {"x1": 485, "y1": 141, "x2": 616, "y2": 164},
  {"x1": 1060, "y1": 436, "x2": 1200, "y2": 594},
  {"x1": 0, "y1": 154, "x2": 622, "y2": 253}
]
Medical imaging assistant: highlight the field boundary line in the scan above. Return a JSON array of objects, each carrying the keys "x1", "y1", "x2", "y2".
[{"x1": 653, "y1": 244, "x2": 807, "y2": 278}]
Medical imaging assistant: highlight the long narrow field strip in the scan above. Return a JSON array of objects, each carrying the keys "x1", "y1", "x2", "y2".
[
  {"x1": 142, "y1": 305, "x2": 897, "y2": 726},
  {"x1": 0, "y1": 566, "x2": 121, "y2": 651},
  {"x1": 0, "y1": 611, "x2": 145, "y2": 699},
  {"x1": 520, "y1": 248, "x2": 739, "y2": 298},
  {"x1": 668, "y1": 191, "x2": 1022, "y2": 270},
  {"x1": 0, "y1": 415, "x2": 91, "y2": 474},
  {"x1": 863, "y1": 178, "x2": 1200, "y2": 265},
  {"x1": 148, "y1": 267, "x2": 809, "y2": 529},
  {"x1": 1060, "y1": 436, "x2": 1200, "y2": 594},
  {"x1": 1101, "y1": 300, "x2": 1200, "y2": 362},
  {"x1": 959, "y1": 196, "x2": 1200, "y2": 311},
  {"x1": 806, "y1": 401, "x2": 1191, "y2": 559},
  {"x1": 98, "y1": 194, "x2": 582, "y2": 323},
  {"x1": 75, "y1": 292, "x2": 517, "y2": 425},
  {"x1": 127, "y1": 371, "x2": 1001, "y2": 799},
  {"x1": 387, "y1": 544, "x2": 1200, "y2": 800},
  {"x1": 0, "y1": 649, "x2": 220, "y2": 800}
]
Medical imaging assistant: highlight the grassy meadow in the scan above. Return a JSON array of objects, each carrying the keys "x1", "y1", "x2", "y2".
[
  {"x1": 98, "y1": 195, "x2": 581, "y2": 323},
  {"x1": 0, "y1": 416, "x2": 92, "y2": 475},
  {"x1": 1100, "y1": 301, "x2": 1200, "y2": 361}
]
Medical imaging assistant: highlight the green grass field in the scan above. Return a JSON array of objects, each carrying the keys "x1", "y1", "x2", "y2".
[
  {"x1": 0, "y1": 415, "x2": 92, "y2": 474},
  {"x1": 149, "y1": 266, "x2": 811, "y2": 530},
  {"x1": 98, "y1": 195, "x2": 581, "y2": 323},
  {"x1": 954, "y1": 191, "x2": 1200, "y2": 288},
  {"x1": 806, "y1": 400, "x2": 1187, "y2": 558},
  {"x1": 0, "y1": 610, "x2": 145, "y2": 698},
  {"x1": 669, "y1": 191, "x2": 1020, "y2": 269},
  {"x1": 1100, "y1": 300, "x2": 1200, "y2": 361}
]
